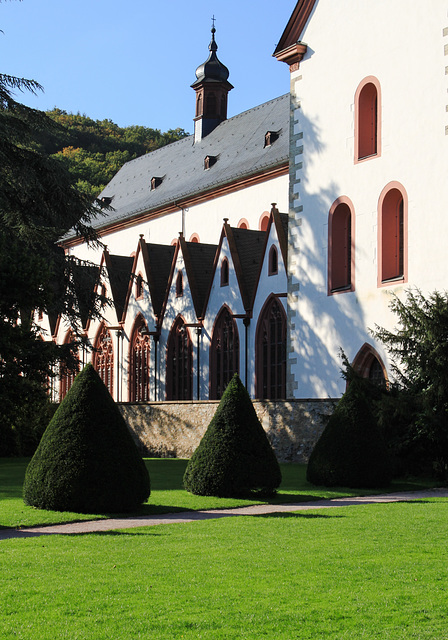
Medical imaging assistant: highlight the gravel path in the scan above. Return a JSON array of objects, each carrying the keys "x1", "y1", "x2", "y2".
[{"x1": 1, "y1": 489, "x2": 447, "y2": 541}]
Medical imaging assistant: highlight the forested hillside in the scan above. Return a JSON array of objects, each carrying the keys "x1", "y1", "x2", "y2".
[{"x1": 37, "y1": 109, "x2": 189, "y2": 198}]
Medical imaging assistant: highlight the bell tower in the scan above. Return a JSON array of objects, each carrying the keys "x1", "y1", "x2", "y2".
[{"x1": 191, "y1": 23, "x2": 233, "y2": 144}]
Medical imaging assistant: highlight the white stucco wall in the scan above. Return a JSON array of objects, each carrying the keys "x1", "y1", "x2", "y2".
[{"x1": 287, "y1": 0, "x2": 448, "y2": 398}]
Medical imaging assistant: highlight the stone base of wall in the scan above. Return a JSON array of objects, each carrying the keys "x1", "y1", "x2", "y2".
[{"x1": 119, "y1": 399, "x2": 336, "y2": 464}]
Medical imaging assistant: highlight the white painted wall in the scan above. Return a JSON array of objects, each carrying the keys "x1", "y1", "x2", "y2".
[{"x1": 287, "y1": 0, "x2": 448, "y2": 398}]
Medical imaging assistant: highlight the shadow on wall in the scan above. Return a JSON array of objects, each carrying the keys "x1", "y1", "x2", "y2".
[{"x1": 287, "y1": 101, "x2": 371, "y2": 399}]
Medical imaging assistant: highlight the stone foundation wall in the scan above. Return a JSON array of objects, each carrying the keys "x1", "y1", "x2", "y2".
[{"x1": 119, "y1": 399, "x2": 336, "y2": 463}]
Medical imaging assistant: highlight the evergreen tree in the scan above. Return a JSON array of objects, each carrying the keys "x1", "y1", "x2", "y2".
[
  {"x1": 373, "y1": 289, "x2": 448, "y2": 478},
  {"x1": 183, "y1": 374, "x2": 282, "y2": 497},
  {"x1": 0, "y1": 66, "x2": 104, "y2": 454},
  {"x1": 23, "y1": 364, "x2": 150, "y2": 513},
  {"x1": 307, "y1": 366, "x2": 391, "y2": 488}
]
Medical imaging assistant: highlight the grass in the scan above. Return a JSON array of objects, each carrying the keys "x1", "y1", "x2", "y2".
[
  {"x1": 0, "y1": 457, "x2": 440, "y2": 529},
  {"x1": 1, "y1": 499, "x2": 448, "y2": 638}
]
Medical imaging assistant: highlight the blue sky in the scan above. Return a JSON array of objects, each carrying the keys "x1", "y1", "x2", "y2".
[{"x1": 1, "y1": 1, "x2": 295, "y2": 134}]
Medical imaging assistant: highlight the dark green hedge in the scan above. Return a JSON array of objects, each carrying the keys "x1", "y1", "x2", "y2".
[
  {"x1": 183, "y1": 374, "x2": 281, "y2": 497},
  {"x1": 23, "y1": 364, "x2": 150, "y2": 513},
  {"x1": 307, "y1": 375, "x2": 392, "y2": 488}
]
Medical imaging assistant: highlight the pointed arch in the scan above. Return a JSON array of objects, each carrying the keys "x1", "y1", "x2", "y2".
[
  {"x1": 255, "y1": 295, "x2": 287, "y2": 399},
  {"x1": 93, "y1": 323, "x2": 114, "y2": 396},
  {"x1": 268, "y1": 245, "x2": 278, "y2": 276},
  {"x1": 129, "y1": 314, "x2": 151, "y2": 402},
  {"x1": 210, "y1": 305, "x2": 239, "y2": 399},
  {"x1": 166, "y1": 316, "x2": 193, "y2": 400},
  {"x1": 352, "y1": 343, "x2": 388, "y2": 386}
]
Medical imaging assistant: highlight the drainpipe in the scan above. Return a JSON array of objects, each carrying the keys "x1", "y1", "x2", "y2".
[
  {"x1": 153, "y1": 334, "x2": 159, "y2": 401},
  {"x1": 196, "y1": 326, "x2": 202, "y2": 400},
  {"x1": 243, "y1": 316, "x2": 250, "y2": 390}
]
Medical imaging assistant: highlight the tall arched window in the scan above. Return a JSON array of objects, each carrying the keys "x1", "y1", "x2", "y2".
[
  {"x1": 93, "y1": 323, "x2": 114, "y2": 396},
  {"x1": 256, "y1": 297, "x2": 286, "y2": 400},
  {"x1": 59, "y1": 331, "x2": 79, "y2": 400},
  {"x1": 268, "y1": 246, "x2": 278, "y2": 276},
  {"x1": 210, "y1": 307, "x2": 239, "y2": 399},
  {"x1": 166, "y1": 317, "x2": 192, "y2": 400},
  {"x1": 220, "y1": 258, "x2": 229, "y2": 286},
  {"x1": 378, "y1": 182, "x2": 407, "y2": 285},
  {"x1": 176, "y1": 270, "x2": 183, "y2": 297},
  {"x1": 355, "y1": 76, "x2": 381, "y2": 162},
  {"x1": 259, "y1": 213, "x2": 270, "y2": 231},
  {"x1": 130, "y1": 315, "x2": 151, "y2": 402},
  {"x1": 328, "y1": 197, "x2": 355, "y2": 294}
]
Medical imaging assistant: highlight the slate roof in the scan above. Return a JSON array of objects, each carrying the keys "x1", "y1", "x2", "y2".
[
  {"x1": 104, "y1": 253, "x2": 134, "y2": 323},
  {"x1": 225, "y1": 225, "x2": 267, "y2": 311},
  {"x1": 141, "y1": 241, "x2": 176, "y2": 318},
  {"x1": 180, "y1": 238, "x2": 218, "y2": 319},
  {"x1": 81, "y1": 93, "x2": 289, "y2": 235}
]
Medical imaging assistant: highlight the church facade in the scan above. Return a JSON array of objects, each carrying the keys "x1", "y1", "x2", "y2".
[{"x1": 43, "y1": 1, "x2": 448, "y2": 424}]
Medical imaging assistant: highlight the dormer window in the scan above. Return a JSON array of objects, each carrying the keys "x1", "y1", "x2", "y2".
[
  {"x1": 151, "y1": 176, "x2": 163, "y2": 190},
  {"x1": 264, "y1": 130, "x2": 280, "y2": 147},
  {"x1": 204, "y1": 155, "x2": 217, "y2": 170}
]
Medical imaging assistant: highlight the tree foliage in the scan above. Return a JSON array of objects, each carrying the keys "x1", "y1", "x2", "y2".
[
  {"x1": 0, "y1": 67, "x2": 105, "y2": 454},
  {"x1": 183, "y1": 374, "x2": 282, "y2": 497},
  {"x1": 36, "y1": 110, "x2": 189, "y2": 198},
  {"x1": 372, "y1": 289, "x2": 448, "y2": 478},
  {"x1": 307, "y1": 364, "x2": 391, "y2": 488},
  {"x1": 23, "y1": 364, "x2": 150, "y2": 513}
]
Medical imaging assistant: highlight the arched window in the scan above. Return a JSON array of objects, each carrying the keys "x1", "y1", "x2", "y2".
[
  {"x1": 210, "y1": 307, "x2": 239, "y2": 399},
  {"x1": 130, "y1": 316, "x2": 151, "y2": 402},
  {"x1": 189, "y1": 233, "x2": 200, "y2": 243},
  {"x1": 220, "y1": 258, "x2": 229, "y2": 286},
  {"x1": 256, "y1": 297, "x2": 286, "y2": 400},
  {"x1": 352, "y1": 343, "x2": 387, "y2": 387},
  {"x1": 93, "y1": 323, "x2": 114, "y2": 396},
  {"x1": 176, "y1": 270, "x2": 183, "y2": 297},
  {"x1": 166, "y1": 317, "x2": 192, "y2": 400},
  {"x1": 355, "y1": 77, "x2": 381, "y2": 162},
  {"x1": 328, "y1": 197, "x2": 355, "y2": 294},
  {"x1": 205, "y1": 92, "x2": 217, "y2": 116},
  {"x1": 237, "y1": 218, "x2": 249, "y2": 230},
  {"x1": 378, "y1": 183, "x2": 407, "y2": 285},
  {"x1": 259, "y1": 213, "x2": 270, "y2": 232},
  {"x1": 268, "y1": 246, "x2": 278, "y2": 276},
  {"x1": 59, "y1": 331, "x2": 79, "y2": 400}
]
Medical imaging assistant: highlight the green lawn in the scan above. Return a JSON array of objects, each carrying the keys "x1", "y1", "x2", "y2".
[
  {"x1": 1, "y1": 458, "x2": 447, "y2": 638},
  {"x1": 1, "y1": 499, "x2": 448, "y2": 639},
  {"x1": 0, "y1": 457, "x2": 439, "y2": 529}
]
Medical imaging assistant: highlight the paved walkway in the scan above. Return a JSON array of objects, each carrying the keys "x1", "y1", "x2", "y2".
[{"x1": 1, "y1": 489, "x2": 447, "y2": 541}]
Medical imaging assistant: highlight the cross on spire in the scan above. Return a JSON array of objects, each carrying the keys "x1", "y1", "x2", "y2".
[{"x1": 211, "y1": 15, "x2": 216, "y2": 29}]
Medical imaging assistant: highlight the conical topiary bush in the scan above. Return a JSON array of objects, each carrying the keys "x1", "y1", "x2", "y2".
[
  {"x1": 306, "y1": 373, "x2": 391, "y2": 488},
  {"x1": 183, "y1": 373, "x2": 282, "y2": 497},
  {"x1": 23, "y1": 363, "x2": 150, "y2": 513}
]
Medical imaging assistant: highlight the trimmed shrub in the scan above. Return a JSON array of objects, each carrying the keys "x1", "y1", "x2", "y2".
[
  {"x1": 183, "y1": 373, "x2": 281, "y2": 497},
  {"x1": 307, "y1": 373, "x2": 392, "y2": 488},
  {"x1": 23, "y1": 364, "x2": 150, "y2": 513}
]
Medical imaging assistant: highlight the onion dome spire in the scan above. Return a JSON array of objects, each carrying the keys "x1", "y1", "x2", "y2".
[{"x1": 191, "y1": 20, "x2": 233, "y2": 143}]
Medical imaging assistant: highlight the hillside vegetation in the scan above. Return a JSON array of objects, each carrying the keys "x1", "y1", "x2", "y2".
[{"x1": 36, "y1": 109, "x2": 189, "y2": 198}]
